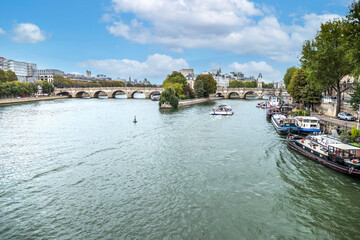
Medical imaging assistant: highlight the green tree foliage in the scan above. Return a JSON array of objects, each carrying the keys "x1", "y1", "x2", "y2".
[
  {"x1": 183, "y1": 84, "x2": 195, "y2": 98},
  {"x1": 231, "y1": 80, "x2": 257, "y2": 88},
  {"x1": 351, "y1": 126, "x2": 360, "y2": 140},
  {"x1": 350, "y1": 81, "x2": 360, "y2": 111},
  {"x1": 41, "y1": 81, "x2": 54, "y2": 94},
  {"x1": 287, "y1": 68, "x2": 321, "y2": 105},
  {"x1": 266, "y1": 83, "x2": 274, "y2": 89},
  {"x1": 159, "y1": 87, "x2": 179, "y2": 108},
  {"x1": 283, "y1": 66, "x2": 299, "y2": 89},
  {"x1": 0, "y1": 81, "x2": 38, "y2": 97},
  {"x1": 229, "y1": 80, "x2": 244, "y2": 88},
  {"x1": 287, "y1": 69, "x2": 307, "y2": 102},
  {"x1": 163, "y1": 71, "x2": 187, "y2": 88},
  {"x1": 0, "y1": 68, "x2": 8, "y2": 82},
  {"x1": 300, "y1": 19, "x2": 352, "y2": 115},
  {"x1": 194, "y1": 74, "x2": 217, "y2": 97},
  {"x1": 300, "y1": 84, "x2": 321, "y2": 105},
  {"x1": 6, "y1": 70, "x2": 18, "y2": 82},
  {"x1": 29, "y1": 82, "x2": 38, "y2": 94},
  {"x1": 346, "y1": 1, "x2": 360, "y2": 76},
  {"x1": 53, "y1": 74, "x2": 126, "y2": 88},
  {"x1": 0, "y1": 69, "x2": 39, "y2": 97},
  {"x1": 163, "y1": 82, "x2": 184, "y2": 98},
  {"x1": 194, "y1": 79, "x2": 205, "y2": 98},
  {"x1": 0, "y1": 69, "x2": 18, "y2": 82}
]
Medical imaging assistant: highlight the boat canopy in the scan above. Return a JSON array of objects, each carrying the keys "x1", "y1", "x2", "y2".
[{"x1": 328, "y1": 144, "x2": 360, "y2": 159}]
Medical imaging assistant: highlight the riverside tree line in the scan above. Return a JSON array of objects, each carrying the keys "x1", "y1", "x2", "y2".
[
  {"x1": 0, "y1": 69, "x2": 54, "y2": 98},
  {"x1": 158, "y1": 70, "x2": 276, "y2": 108},
  {"x1": 284, "y1": 1, "x2": 360, "y2": 115}
]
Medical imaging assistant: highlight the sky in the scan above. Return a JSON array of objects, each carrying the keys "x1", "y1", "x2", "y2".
[{"x1": 0, "y1": 0, "x2": 353, "y2": 83}]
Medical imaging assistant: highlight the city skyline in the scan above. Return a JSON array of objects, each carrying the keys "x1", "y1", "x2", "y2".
[{"x1": 0, "y1": 0, "x2": 352, "y2": 83}]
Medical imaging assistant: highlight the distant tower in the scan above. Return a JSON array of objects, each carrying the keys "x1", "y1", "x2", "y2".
[
  {"x1": 257, "y1": 73, "x2": 263, "y2": 88},
  {"x1": 86, "y1": 70, "x2": 91, "y2": 77}
]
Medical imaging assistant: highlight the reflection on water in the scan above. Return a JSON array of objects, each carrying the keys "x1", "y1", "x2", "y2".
[{"x1": 0, "y1": 98, "x2": 359, "y2": 239}]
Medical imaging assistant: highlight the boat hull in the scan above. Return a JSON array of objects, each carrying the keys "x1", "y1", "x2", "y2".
[
  {"x1": 297, "y1": 128, "x2": 321, "y2": 135},
  {"x1": 210, "y1": 112, "x2": 233, "y2": 115},
  {"x1": 287, "y1": 135, "x2": 360, "y2": 178},
  {"x1": 271, "y1": 117, "x2": 298, "y2": 135}
]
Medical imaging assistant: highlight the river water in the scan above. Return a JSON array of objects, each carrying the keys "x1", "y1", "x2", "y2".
[{"x1": 1, "y1": 99, "x2": 359, "y2": 239}]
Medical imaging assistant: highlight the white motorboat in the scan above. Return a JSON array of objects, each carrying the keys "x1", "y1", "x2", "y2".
[{"x1": 210, "y1": 104, "x2": 233, "y2": 115}]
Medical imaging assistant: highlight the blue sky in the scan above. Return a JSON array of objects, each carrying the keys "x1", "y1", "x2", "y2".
[{"x1": 0, "y1": 0, "x2": 352, "y2": 83}]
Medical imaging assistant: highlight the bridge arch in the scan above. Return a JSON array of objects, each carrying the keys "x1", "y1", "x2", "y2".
[
  {"x1": 111, "y1": 90, "x2": 127, "y2": 98},
  {"x1": 75, "y1": 91, "x2": 90, "y2": 98},
  {"x1": 149, "y1": 90, "x2": 161, "y2": 97},
  {"x1": 56, "y1": 92, "x2": 72, "y2": 98},
  {"x1": 244, "y1": 91, "x2": 259, "y2": 99},
  {"x1": 228, "y1": 92, "x2": 241, "y2": 99},
  {"x1": 93, "y1": 91, "x2": 108, "y2": 98},
  {"x1": 132, "y1": 90, "x2": 145, "y2": 99}
]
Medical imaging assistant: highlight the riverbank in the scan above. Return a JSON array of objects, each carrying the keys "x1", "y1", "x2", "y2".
[
  {"x1": 160, "y1": 97, "x2": 222, "y2": 109},
  {"x1": 0, "y1": 96, "x2": 68, "y2": 106},
  {"x1": 311, "y1": 112, "x2": 358, "y2": 133}
]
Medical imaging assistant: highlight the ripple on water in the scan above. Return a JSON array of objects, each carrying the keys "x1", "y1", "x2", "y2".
[{"x1": 1, "y1": 99, "x2": 360, "y2": 239}]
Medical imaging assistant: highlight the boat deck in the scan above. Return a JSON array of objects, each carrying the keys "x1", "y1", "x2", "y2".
[{"x1": 294, "y1": 138, "x2": 329, "y2": 157}]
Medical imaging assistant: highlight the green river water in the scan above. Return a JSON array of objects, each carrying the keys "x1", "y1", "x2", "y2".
[{"x1": 0, "y1": 99, "x2": 359, "y2": 239}]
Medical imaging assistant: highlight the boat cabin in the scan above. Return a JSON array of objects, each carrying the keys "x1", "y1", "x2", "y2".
[
  {"x1": 328, "y1": 144, "x2": 360, "y2": 159},
  {"x1": 295, "y1": 117, "x2": 320, "y2": 129}
]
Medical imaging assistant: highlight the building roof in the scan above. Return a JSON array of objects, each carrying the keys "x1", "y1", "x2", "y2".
[
  {"x1": 296, "y1": 116, "x2": 319, "y2": 121},
  {"x1": 328, "y1": 143, "x2": 360, "y2": 150}
]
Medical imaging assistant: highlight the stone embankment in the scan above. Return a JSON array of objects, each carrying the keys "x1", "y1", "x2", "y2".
[
  {"x1": 160, "y1": 97, "x2": 221, "y2": 109},
  {"x1": 311, "y1": 112, "x2": 358, "y2": 133},
  {"x1": 0, "y1": 96, "x2": 68, "y2": 106}
]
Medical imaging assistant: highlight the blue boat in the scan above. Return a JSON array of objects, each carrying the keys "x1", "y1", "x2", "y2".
[
  {"x1": 295, "y1": 116, "x2": 321, "y2": 135},
  {"x1": 271, "y1": 114, "x2": 298, "y2": 135}
]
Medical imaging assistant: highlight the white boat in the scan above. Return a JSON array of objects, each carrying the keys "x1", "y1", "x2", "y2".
[
  {"x1": 295, "y1": 116, "x2": 321, "y2": 134},
  {"x1": 266, "y1": 97, "x2": 280, "y2": 108},
  {"x1": 210, "y1": 104, "x2": 233, "y2": 115},
  {"x1": 151, "y1": 95, "x2": 160, "y2": 101}
]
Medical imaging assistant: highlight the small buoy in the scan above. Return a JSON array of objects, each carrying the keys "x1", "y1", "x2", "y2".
[{"x1": 133, "y1": 116, "x2": 137, "y2": 123}]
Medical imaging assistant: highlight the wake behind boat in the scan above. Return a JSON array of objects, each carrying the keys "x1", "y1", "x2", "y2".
[{"x1": 210, "y1": 104, "x2": 233, "y2": 115}]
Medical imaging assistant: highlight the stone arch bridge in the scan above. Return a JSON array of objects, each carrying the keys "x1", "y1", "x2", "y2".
[
  {"x1": 54, "y1": 87, "x2": 163, "y2": 99},
  {"x1": 54, "y1": 87, "x2": 287, "y2": 99},
  {"x1": 215, "y1": 88, "x2": 287, "y2": 99}
]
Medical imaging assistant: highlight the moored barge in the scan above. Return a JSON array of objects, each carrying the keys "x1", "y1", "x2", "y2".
[{"x1": 287, "y1": 134, "x2": 360, "y2": 177}]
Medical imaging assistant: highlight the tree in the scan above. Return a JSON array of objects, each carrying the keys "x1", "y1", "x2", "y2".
[
  {"x1": 266, "y1": 83, "x2": 274, "y2": 89},
  {"x1": 229, "y1": 80, "x2": 244, "y2": 88},
  {"x1": 163, "y1": 82, "x2": 184, "y2": 98},
  {"x1": 5, "y1": 70, "x2": 18, "y2": 82},
  {"x1": 283, "y1": 66, "x2": 299, "y2": 89},
  {"x1": 29, "y1": 82, "x2": 38, "y2": 94},
  {"x1": 194, "y1": 79, "x2": 205, "y2": 98},
  {"x1": 300, "y1": 84, "x2": 321, "y2": 106},
  {"x1": 41, "y1": 81, "x2": 54, "y2": 94},
  {"x1": 346, "y1": 1, "x2": 360, "y2": 76},
  {"x1": 287, "y1": 69, "x2": 307, "y2": 102},
  {"x1": 163, "y1": 71, "x2": 187, "y2": 89},
  {"x1": 159, "y1": 87, "x2": 179, "y2": 108},
  {"x1": 300, "y1": 19, "x2": 352, "y2": 115},
  {"x1": 194, "y1": 74, "x2": 217, "y2": 97},
  {"x1": 183, "y1": 84, "x2": 195, "y2": 98},
  {"x1": 0, "y1": 69, "x2": 8, "y2": 82},
  {"x1": 350, "y1": 81, "x2": 360, "y2": 111}
]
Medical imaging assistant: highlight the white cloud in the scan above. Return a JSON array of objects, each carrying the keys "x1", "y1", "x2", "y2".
[
  {"x1": 105, "y1": 0, "x2": 341, "y2": 62},
  {"x1": 12, "y1": 23, "x2": 47, "y2": 44},
  {"x1": 0, "y1": 28, "x2": 5, "y2": 35},
  {"x1": 229, "y1": 61, "x2": 282, "y2": 82},
  {"x1": 78, "y1": 54, "x2": 189, "y2": 80}
]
